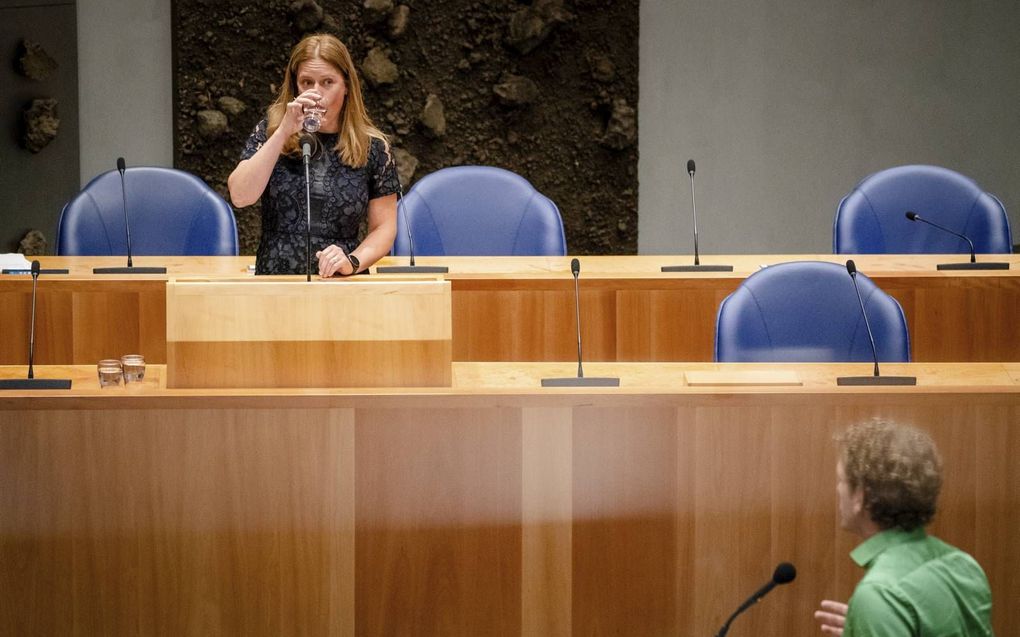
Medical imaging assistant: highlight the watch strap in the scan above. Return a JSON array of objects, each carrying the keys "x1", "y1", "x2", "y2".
[{"x1": 347, "y1": 252, "x2": 361, "y2": 273}]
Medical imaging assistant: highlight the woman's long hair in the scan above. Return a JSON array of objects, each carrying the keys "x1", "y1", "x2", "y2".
[{"x1": 267, "y1": 34, "x2": 388, "y2": 167}]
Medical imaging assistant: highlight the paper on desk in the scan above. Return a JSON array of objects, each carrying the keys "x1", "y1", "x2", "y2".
[{"x1": 0, "y1": 253, "x2": 32, "y2": 271}]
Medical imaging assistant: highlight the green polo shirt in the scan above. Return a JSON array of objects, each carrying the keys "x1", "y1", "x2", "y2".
[{"x1": 845, "y1": 527, "x2": 993, "y2": 636}]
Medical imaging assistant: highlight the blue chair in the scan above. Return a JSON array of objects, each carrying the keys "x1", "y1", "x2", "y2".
[
  {"x1": 393, "y1": 166, "x2": 566, "y2": 256},
  {"x1": 834, "y1": 165, "x2": 1012, "y2": 254},
  {"x1": 57, "y1": 167, "x2": 238, "y2": 256},
  {"x1": 715, "y1": 261, "x2": 910, "y2": 363}
]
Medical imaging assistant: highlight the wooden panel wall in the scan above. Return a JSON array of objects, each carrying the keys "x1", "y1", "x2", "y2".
[
  {"x1": 451, "y1": 275, "x2": 1020, "y2": 362},
  {"x1": 0, "y1": 280, "x2": 166, "y2": 363},
  {"x1": 0, "y1": 408, "x2": 356, "y2": 635},
  {"x1": 7, "y1": 270, "x2": 1016, "y2": 365},
  {"x1": 882, "y1": 275, "x2": 1020, "y2": 361},
  {"x1": 2, "y1": 394, "x2": 1016, "y2": 636},
  {"x1": 355, "y1": 408, "x2": 522, "y2": 635}
]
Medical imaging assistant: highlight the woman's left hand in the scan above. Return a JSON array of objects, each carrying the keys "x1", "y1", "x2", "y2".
[{"x1": 315, "y1": 244, "x2": 354, "y2": 278}]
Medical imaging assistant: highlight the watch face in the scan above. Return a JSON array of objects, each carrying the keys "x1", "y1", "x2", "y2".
[{"x1": 348, "y1": 254, "x2": 360, "y2": 270}]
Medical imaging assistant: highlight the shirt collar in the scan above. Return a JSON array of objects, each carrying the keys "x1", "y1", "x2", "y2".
[{"x1": 850, "y1": 527, "x2": 927, "y2": 568}]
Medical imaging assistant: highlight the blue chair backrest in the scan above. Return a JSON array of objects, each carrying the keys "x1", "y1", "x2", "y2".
[
  {"x1": 393, "y1": 166, "x2": 566, "y2": 256},
  {"x1": 57, "y1": 167, "x2": 238, "y2": 256},
  {"x1": 715, "y1": 261, "x2": 910, "y2": 363},
  {"x1": 834, "y1": 164, "x2": 1012, "y2": 254}
]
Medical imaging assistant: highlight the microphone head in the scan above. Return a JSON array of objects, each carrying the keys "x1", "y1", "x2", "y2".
[
  {"x1": 772, "y1": 562, "x2": 796, "y2": 585},
  {"x1": 905, "y1": 211, "x2": 918, "y2": 221},
  {"x1": 30, "y1": 260, "x2": 41, "y2": 276},
  {"x1": 570, "y1": 258, "x2": 580, "y2": 276},
  {"x1": 299, "y1": 133, "x2": 316, "y2": 157},
  {"x1": 845, "y1": 259, "x2": 857, "y2": 276},
  {"x1": 116, "y1": 157, "x2": 126, "y2": 172},
  {"x1": 686, "y1": 159, "x2": 696, "y2": 175}
]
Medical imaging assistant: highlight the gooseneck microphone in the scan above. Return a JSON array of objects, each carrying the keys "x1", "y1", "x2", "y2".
[
  {"x1": 93, "y1": 157, "x2": 167, "y2": 274},
  {"x1": 905, "y1": 211, "x2": 975, "y2": 261},
  {"x1": 905, "y1": 211, "x2": 1009, "y2": 270},
  {"x1": 375, "y1": 181, "x2": 449, "y2": 273},
  {"x1": 662, "y1": 159, "x2": 733, "y2": 272},
  {"x1": 849, "y1": 260, "x2": 879, "y2": 378},
  {"x1": 689, "y1": 160, "x2": 700, "y2": 265},
  {"x1": 541, "y1": 258, "x2": 620, "y2": 387},
  {"x1": 571, "y1": 258, "x2": 583, "y2": 378},
  {"x1": 27, "y1": 259, "x2": 39, "y2": 378},
  {"x1": 836, "y1": 260, "x2": 916, "y2": 386},
  {"x1": 301, "y1": 134, "x2": 314, "y2": 282},
  {"x1": 0, "y1": 260, "x2": 72, "y2": 390},
  {"x1": 120, "y1": 157, "x2": 133, "y2": 268},
  {"x1": 715, "y1": 562, "x2": 796, "y2": 637}
]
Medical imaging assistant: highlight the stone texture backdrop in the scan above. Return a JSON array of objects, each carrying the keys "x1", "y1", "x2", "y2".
[{"x1": 173, "y1": 0, "x2": 638, "y2": 255}]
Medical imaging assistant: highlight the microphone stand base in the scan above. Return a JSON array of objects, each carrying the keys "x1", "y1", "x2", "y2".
[
  {"x1": 93, "y1": 266, "x2": 168, "y2": 274},
  {"x1": 376, "y1": 265, "x2": 449, "y2": 274},
  {"x1": 2, "y1": 268, "x2": 70, "y2": 275},
  {"x1": 661, "y1": 264, "x2": 734, "y2": 272},
  {"x1": 541, "y1": 376, "x2": 620, "y2": 387},
  {"x1": 837, "y1": 376, "x2": 916, "y2": 386},
  {"x1": 0, "y1": 378, "x2": 72, "y2": 390},
  {"x1": 936, "y1": 262, "x2": 1009, "y2": 270}
]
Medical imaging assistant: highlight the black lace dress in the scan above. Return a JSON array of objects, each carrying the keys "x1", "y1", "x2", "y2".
[{"x1": 240, "y1": 119, "x2": 400, "y2": 274}]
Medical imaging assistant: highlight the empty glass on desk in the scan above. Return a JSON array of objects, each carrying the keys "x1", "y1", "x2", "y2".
[
  {"x1": 121, "y1": 354, "x2": 146, "y2": 383},
  {"x1": 97, "y1": 359, "x2": 123, "y2": 387}
]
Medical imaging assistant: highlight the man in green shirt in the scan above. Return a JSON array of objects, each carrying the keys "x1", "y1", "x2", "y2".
[{"x1": 813, "y1": 420, "x2": 994, "y2": 636}]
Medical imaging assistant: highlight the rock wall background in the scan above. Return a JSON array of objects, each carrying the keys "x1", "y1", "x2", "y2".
[
  {"x1": 2, "y1": 8, "x2": 79, "y2": 255},
  {"x1": 173, "y1": 0, "x2": 638, "y2": 255}
]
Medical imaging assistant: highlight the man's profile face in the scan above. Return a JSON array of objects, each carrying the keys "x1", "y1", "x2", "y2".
[{"x1": 836, "y1": 459, "x2": 864, "y2": 534}]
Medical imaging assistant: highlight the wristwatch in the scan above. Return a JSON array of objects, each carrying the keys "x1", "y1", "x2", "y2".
[{"x1": 346, "y1": 252, "x2": 361, "y2": 274}]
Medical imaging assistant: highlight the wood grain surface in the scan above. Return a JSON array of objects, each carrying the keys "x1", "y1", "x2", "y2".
[
  {"x1": 2, "y1": 255, "x2": 1017, "y2": 365},
  {"x1": 165, "y1": 280, "x2": 451, "y2": 388},
  {"x1": 1, "y1": 363, "x2": 1017, "y2": 636}
]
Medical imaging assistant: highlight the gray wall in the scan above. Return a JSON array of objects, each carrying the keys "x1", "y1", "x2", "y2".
[
  {"x1": 639, "y1": 0, "x2": 1020, "y2": 254},
  {"x1": 69, "y1": 1, "x2": 1019, "y2": 254},
  {"x1": 77, "y1": 0, "x2": 172, "y2": 185},
  {"x1": 1, "y1": 0, "x2": 79, "y2": 253}
]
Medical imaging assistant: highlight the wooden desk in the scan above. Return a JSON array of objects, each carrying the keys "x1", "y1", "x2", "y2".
[
  {"x1": 2, "y1": 255, "x2": 1017, "y2": 364},
  {"x1": 1, "y1": 363, "x2": 1018, "y2": 636}
]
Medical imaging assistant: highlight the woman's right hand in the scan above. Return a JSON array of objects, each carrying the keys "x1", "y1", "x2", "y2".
[
  {"x1": 228, "y1": 89, "x2": 322, "y2": 208},
  {"x1": 279, "y1": 89, "x2": 323, "y2": 138}
]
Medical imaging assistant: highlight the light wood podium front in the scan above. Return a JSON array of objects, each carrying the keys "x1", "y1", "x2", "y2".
[
  {"x1": 1, "y1": 363, "x2": 1017, "y2": 636},
  {"x1": 166, "y1": 278, "x2": 452, "y2": 388}
]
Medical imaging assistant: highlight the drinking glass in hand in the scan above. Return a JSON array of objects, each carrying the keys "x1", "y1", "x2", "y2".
[{"x1": 302, "y1": 105, "x2": 326, "y2": 133}]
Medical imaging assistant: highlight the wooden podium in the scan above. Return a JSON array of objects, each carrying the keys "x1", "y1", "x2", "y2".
[{"x1": 166, "y1": 278, "x2": 451, "y2": 388}]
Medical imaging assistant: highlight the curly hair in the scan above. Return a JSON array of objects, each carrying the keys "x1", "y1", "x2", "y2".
[{"x1": 837, "y1": 420, "x2": 943, "y2": 531}]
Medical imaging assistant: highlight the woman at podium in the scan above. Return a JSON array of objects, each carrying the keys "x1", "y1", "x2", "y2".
[{"x1": 228, "y1": 34, "x2": 399, "y2": 276}]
